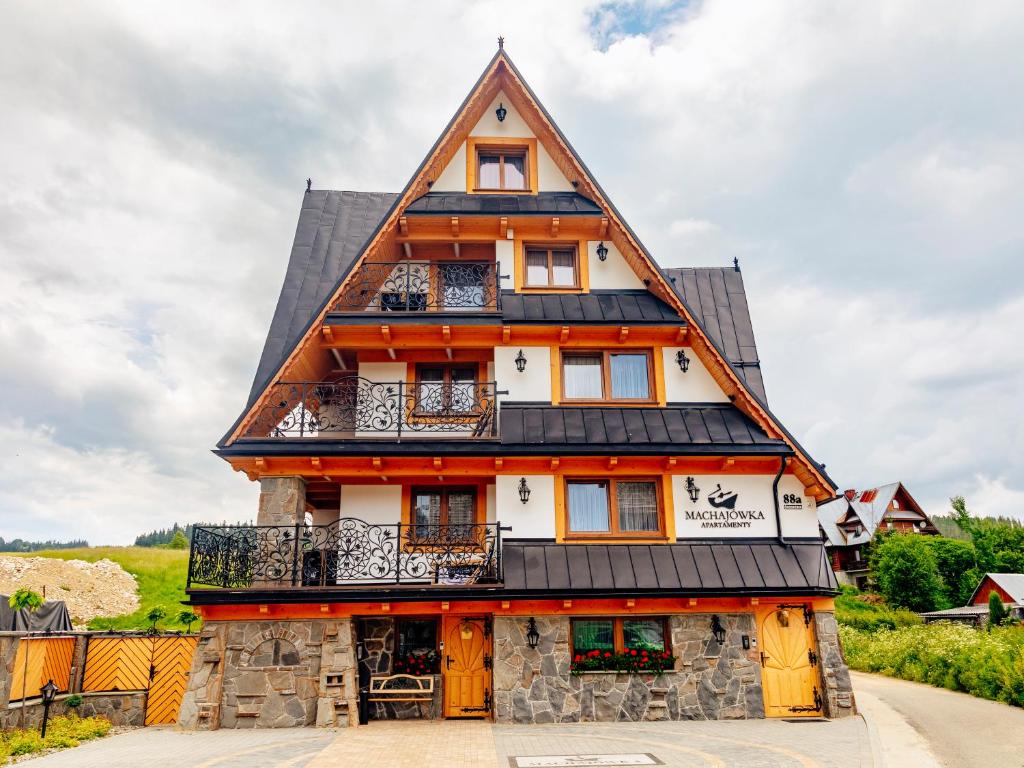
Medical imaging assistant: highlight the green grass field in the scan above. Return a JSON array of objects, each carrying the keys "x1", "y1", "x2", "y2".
[{"x1": 12, "y1": 547, "x2": 196, "y2": 632}]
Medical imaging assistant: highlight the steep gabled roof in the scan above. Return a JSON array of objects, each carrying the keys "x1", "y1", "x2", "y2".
[
  {"x1": 818, "y1": 481, "x2": 934, "y2": 546},
  {"x1": 970, "y1": 573, "x2": 1024, "y2": 605},
  {"x1": 666, "y1": 267, "x2": 765, "y2": 402},
  {"x1": 249, "y1": 190, "x2": 397, "y2": 404},
  {"x1": 225, "y1": 46, "x2": 835, "y2": 499}
]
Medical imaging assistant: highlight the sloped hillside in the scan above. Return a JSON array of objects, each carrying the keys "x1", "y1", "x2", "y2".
[{"x1": 4, "y1": 547, "x2": 192, "y2": 631}]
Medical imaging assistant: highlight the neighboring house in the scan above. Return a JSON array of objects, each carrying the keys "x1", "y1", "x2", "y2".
[
  {"x1": 178, "y1": 44, "x2": 854, "y2": 730},
  {"x1": 921, "y1": 573, "x2": 1024, "y2": 626},
  {"x1": 818, "y1": 482, "x2": 939, "y2": 588}
]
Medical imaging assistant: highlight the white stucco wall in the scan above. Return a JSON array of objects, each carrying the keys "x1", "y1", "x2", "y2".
[
  {"x1": 496, "y1": 474, "x2": 556, "y2": 539},
  {"x1": 495, "y1": 239, "x2": 514, "y2": 275},
  {"x1": 777, "y1": 475, "x2": 819, "y2": 538},
  {"x1": 494, "y1": 346, "x2": 551, "y2": 402},
  {"x1": 486, "y1": 483, "x2": 497, "y2": 524},
  {"x1": 662, "y1": 347, "x2": 729, "y2": 403},
  {"x1": 357, "y1": 361, "x2": 406, "y2": 383},
  {"x1": 432, "y1": 141, "x2": 467, "y2": 192},
  {"x1": 339, "y1": 484, "x2": 402, "y2": 526},
  {"x1": 586, "y1": 240, "x2": 644, "y2": 290},
  {"x1": 471, "y1": 91, "x2": 534, "y2": 137}
]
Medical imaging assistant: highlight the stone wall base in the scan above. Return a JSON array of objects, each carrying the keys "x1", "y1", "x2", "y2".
[{"x1": 1, "y1": 692, "x2": 146, "y2": 730}]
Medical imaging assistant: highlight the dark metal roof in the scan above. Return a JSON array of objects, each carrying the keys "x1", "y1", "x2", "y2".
[
  {"x1": 248, "y1": 191, "x2": 398, "y2": 405},
  {"x1": 405, "y1": 191, "x2": 602, "y2": 216},
  {"x1": 666, "y1": 267, "x2": 766, "y2": 402},
  {"x1": 500, "y1": 405, "x2": 784, "y2": 449},
  {"x1": 502, "y1": 541, "x2": 838, "y2": 594},
  {"x1": 500, "y1": 290, "x2": 680, "y2": 324}
]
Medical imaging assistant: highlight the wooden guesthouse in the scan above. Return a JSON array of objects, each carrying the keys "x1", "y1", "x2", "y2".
[{"x1": 178, "y1": 44, "x2": 854, "y2": 729}]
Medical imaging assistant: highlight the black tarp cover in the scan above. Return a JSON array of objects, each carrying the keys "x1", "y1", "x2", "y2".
[{"x1": 0, "y1": 596, "x2": 73, "y2": 632}]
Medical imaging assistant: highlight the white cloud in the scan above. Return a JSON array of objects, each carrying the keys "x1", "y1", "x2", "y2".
[{"x1": 0, "y1": 0, "x2": 1022, "y2": 543}]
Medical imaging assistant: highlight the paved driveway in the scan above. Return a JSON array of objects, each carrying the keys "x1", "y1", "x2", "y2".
[
  {"x1": 23, "y1": 718, "x2": 871, "y2": 768},
  {"x1": 852, "y1": 670, "x2": 1024, "y2": 768}
]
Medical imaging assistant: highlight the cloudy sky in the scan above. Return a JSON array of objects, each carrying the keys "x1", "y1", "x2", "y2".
[{"x1": 1, "y1": 1, "x2": 1022, "y2": 544}]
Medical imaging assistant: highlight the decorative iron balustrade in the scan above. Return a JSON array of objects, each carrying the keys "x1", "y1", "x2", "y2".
[
  {"x1": 330, "y1": 261, "x2": 502, "y2": 312},
  {"x1": 186, "y1": 520, "x2": 507, "y2": 589},
  {"x1": 242, "y1": 378, "x2": 504, "y2": 439}
]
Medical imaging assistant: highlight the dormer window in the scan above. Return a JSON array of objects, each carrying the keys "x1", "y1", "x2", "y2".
[
  {"x1": 525, "y1": 244, "x2": 579, "y2": 289},
  {"x1": 476, "y1": 147, "x2": 527, "y2": 191}
]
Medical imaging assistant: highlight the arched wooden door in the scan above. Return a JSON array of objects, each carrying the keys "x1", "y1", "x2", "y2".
[
  {"x1": 442, "y1": 616, "x2": 491, "y2": 718},
  {"x1": 758, "y1": 607, "x2": 822, "y2": 717}
]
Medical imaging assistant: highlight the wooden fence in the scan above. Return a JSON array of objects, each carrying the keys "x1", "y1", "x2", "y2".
[{"x1": 6, "y1": 633, "x2": 198, "y2": 727}]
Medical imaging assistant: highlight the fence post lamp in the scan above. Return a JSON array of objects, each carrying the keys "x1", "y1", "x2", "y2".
[{"x1": 39, "y1": 679, "x2": 58, "y2": 737}]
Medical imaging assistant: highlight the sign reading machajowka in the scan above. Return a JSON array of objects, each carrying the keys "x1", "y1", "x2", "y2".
[{"x1": 672, "y1": 475, "x2": 778, "y2": 537}]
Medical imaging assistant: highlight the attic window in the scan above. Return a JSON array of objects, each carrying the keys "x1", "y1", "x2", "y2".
[
  {"x1": 476, "y1": 147, "x2": 527, "y2": 191},
  {"x1": 891, "y1": 499, "x2": 900, "y2": 509}
]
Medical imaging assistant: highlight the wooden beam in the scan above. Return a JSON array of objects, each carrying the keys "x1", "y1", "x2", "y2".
[
  {"x1": 675, "y1": 327, "x2": 689, "y2": 343},
  {"x1": 255, "y1": 458, "x2": 266, "y2": 471},
  {"x1": 372, "y1": 457, "x2": 383, "y2": 472},
  {"x1": 618, "y1": 326, "x2": 629, "y2": 343},
  {"x1": 599, "y1": 216, "x2": 609, "y2": 238},
  {"x1": 499, "y1": 216, "x2": 508, "y2": 238},
  {"x1": 310, "y1": 457, "x2": 322, "y2": 471},
  {"x1": 560, "y1": 326, "x2": 570, "y2": 343},
  {"x1": 494, "y1": 457, "x2": 504, "y2": 470},
  {"x1": 453, "y1": 242, "x2": 461, "y2": 258},
  {"x1": 688, "y1": 598, "x2": 698, "y2": 607},
  {"x1": 563, "y1": 600, "x2": 572, "y2": 609},
  {"x1": 433, "y1": 457, "x2": 443, "y2": 471},
  {"x1": 625, "y1": 599, "x2": 636, "y2": 609},
  {"x1": 451, "y1": 216, "x2": 459, "y2": 237},
  {"x1": 321, "y1": 326, "x2": 334, "y2": 344},
  {"x1": 381, "y1": 603, "x2": 391, "y2": 613},
  {"x1": 402, "y1": 242, "x2": 412, "y2": 259},
  {"x1": 501, "y1": 600, "x2": 511, "y2": 610},
  {"x1": 550, "y1": 457, "x2": 560, "y2": 471},
  {"x1": 381, "y1": 325, "x2": 392, "y2": 344},
  {"x1": 399, "y1": 216, "x2": 408, "y2": 236},
  {"x1": 502, "y1": 325, "x2": 511, "y2": 344},
  {"x1": 720, "y1": 457, "x2": 736, "y2": 471},
  {"x1": 607, "y1": 457, "x2": 618, "y2": 470},
  {"x1": 664, "y1": 457, "x2": 677, "y2": 471},
  {"x1": 442, "y1": 325, "x2": 452, "y2": 344},
  {"x1": 441, "y1": 601, "x2": 450, "y2": 612},
  {"x1": 550, "y1": 216, "x2": 559, "y2": 237}
]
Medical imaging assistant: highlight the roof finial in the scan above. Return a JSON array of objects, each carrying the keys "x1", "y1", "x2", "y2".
[
  {"x1": 306, "y1": 177, "x2": 312, "y2": 194},
  {"x1": 498, "y1": 36, "x2": 505, "y2": 50},
  {"x1": 733, "y1": 256, "x2": 740, "y2": 272}
]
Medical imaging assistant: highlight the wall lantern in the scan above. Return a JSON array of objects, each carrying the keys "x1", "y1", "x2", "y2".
[
  {"x1": 675, "y1": 349, "x2": 690, "y2": 373},
  {"x1": 596, "y1": 241, "x2": 609, "y2": 261},
  {"x1": 685, "y1": 476, "x2": 700, "y2": 504},
  {"x1": 710, "y1": 615, "x2": 726, "y2": 645},
  {"x1": 39, "y1": 679, "x2": 58, "y2": 737},
  {"x1": 526, "y1": 617, "x2": 540, "y2": 649},
  {"x1": 514, "y1": 349, "x2": 527, "y2": 373},
  {"x1": 496, "y1": 102, "x2": 508, "y2": 122},
  {"x1": 518, "y1": 477, "x2": 531, "y2": 504}
]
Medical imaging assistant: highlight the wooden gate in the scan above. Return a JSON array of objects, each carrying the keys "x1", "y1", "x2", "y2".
[
  {"x1": 82, "y1": 635, "x2": 198, "y2": 725},
  {"x1": 9, "y1": 637, "x2": 76, "y2": 701},
  {"x1": 757, "y1": 606, "x2": 822, "y2": 717}
]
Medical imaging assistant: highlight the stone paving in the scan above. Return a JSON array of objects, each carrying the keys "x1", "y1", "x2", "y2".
[{"x1": 23, "y1": 718, "x2": 870, "y2": 768}]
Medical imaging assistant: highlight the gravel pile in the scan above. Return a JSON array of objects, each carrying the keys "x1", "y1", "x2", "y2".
[{"x1": 0, "y1": 555, "x2": 140, "y2": 624}]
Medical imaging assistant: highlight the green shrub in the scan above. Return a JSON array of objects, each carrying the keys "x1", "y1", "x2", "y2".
[
  {"x1": 841, "y1": 623, "x2": 1024, "y2": 707},
  {"x1": 6, "y1": 730, "x2": 44, "y2": 756},
  {"x1": 870, "y1": 534, "x2": 945, "y2": 611},
  {"x1": 835, "y1": 587, "x2": 922, "y2": 631}
]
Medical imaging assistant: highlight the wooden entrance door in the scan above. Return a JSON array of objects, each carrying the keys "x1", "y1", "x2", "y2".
[
  {"x1": 442, "y1": 616, "x2": 491, "y2": 718},
  {"x1": 758, "y1": 606, "x2": 822, "y2": 717}
]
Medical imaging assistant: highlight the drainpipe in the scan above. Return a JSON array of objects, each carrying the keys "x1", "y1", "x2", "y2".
[{"x1": 773, "y1": 456, "x2": 789, "y2": 544}]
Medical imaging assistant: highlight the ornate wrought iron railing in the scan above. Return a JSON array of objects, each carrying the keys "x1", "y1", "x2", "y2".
[
  {"x1": 186, "y1": 520, "x2": 507, "y2": 589},
  {"x1": 330, "y1": 261, "x2": 502, "y2": 312},
  {"x1": 242, "y1": 378, "x2": 504, "y2": 439}
]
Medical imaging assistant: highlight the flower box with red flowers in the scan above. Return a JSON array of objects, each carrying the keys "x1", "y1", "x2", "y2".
[
  {"x1": 393, "y1": 649, "x2": 440, "y2": 675},
  {"x1": 569, "y1": 646, "x2": 676, "y2": 676}
]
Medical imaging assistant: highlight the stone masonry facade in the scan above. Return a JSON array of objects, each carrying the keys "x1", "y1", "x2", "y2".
[
  {"x1": 814, "y1": 611, "x2": 856, "y2": 718},
  {"x1": 178, "y1": 619, "x2": 358, "y2": 729},
  {"x1": 493, "y1": 614, "x2": 766, "y2": 723}
]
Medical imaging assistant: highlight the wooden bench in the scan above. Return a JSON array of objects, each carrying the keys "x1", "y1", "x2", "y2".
[{"x1": 367, "y1": 674, "x2": 435, "y2": 708}]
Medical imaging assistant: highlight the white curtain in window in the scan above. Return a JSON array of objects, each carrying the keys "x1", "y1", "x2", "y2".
[
  {"x1": 617, "y1": 481, "x2": 658, "y2": 531},
  {"x1": 568, "y1": 482, "x2": 610, "y2": 531},
  {"x1": 550, "y1": 250, "x2": 575, "y2": 285},
  {"x1": 609, "y1": 354, "x2": 649, "y2": 399},
  {"x1": 525, "y1": 251, "x2": 548, "y2": 285},
  {"x1": 478, "y1": 155, "x2": 501, "y2": 188},
  {"x1": 563, "y1": 355, "x2": 603, "y2": 399},
  {"x1": 504, "y1": 155, "x2": 526, "y2": 189}
]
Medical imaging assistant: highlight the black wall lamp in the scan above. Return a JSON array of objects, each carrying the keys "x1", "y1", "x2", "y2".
[
  {"x1": 526, "y1": 617, "x2": 540, "y2": 649},
  {"x1": 496, "y1": 102, "x2": 508, "y2": 122},
  {"x1": 39, "y1": 679, "x2": 58, "y2": 737},
  {"x1": 710, "y1": 615, "x2": 726, "y2": 645},
  {"x1": 518, "y1": 477, "x2": 531, "y2": 504},
  {"x1": 596, "y1": 241, "x2": 608, "y2": 261},
  {"x1": 514, "y1": 349, "x2": 527, "y2": 373},
  {"x1": 675, "y1": 349, "x2": 690, "y2": 373}
]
